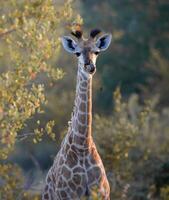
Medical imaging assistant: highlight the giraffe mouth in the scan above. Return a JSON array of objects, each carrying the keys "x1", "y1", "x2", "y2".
[{"x1": 85, "y1": 64, "x2": 96, "y2": 74}]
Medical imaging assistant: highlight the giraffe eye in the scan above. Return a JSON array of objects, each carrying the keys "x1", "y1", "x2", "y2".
[
  {"x1": 94, "y1": 51, "x2": 100, "y2": 55},
  {"x1": 75, "y1": 52, "x2": 81, "y2": 57}
]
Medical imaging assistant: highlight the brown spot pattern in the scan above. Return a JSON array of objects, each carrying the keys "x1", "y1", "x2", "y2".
[{"x1": 42, "y1": 55, "x2": 110, "y2": 199}]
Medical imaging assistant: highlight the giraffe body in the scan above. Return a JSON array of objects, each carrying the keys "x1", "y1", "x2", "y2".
[
  {"x1": 42, "y1": 29, "x2": 112, "y2": 200},
  {"x1": 43, "y1": 136, "x2": 110, "y2": 200}
]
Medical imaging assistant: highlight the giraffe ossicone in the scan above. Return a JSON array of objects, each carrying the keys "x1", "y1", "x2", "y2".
[{"x1": 42, "y1": 28, "x2": 112, "y2": 200}]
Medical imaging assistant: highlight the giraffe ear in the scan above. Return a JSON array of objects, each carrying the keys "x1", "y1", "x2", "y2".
[
  {"x1": 96, "y1": 34, "x2": 112, "y2": 51},
  {"x1": 61, "y1": 36, "x2": 77, "y2": 53}
]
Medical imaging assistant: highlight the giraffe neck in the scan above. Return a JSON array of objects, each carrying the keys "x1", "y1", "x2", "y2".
[{"x1": 70, "y1": 64, "x2": 93, "y2": 148}]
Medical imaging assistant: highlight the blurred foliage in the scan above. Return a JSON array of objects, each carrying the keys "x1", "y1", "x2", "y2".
[
  {"x1": 93, "y1": 88, "x2": 169, "y2": 199},
  {"x1": 79, "y1": 0, "x2": 169, "y2": 111},
  {"x1": 0, "y1": 164, "x2": 23, "y2": 199},
  {"x1": 146, "y1": 49, "x2": 169, "y2": 107},
  {"x1": 0, "y1": 163, "x2": 40, "y2": 199},
  {"x1": 0, "y1": 0, "x2": 82, "y2": 199},
  {"x1": 0, "y1": 0, "x2": 82, "y2": 159},
  {"x1": 161, "y1": 186, "x2": 169, "y2": 200}
]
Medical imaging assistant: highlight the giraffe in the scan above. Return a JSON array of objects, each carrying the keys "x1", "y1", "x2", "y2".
[{"x1": 42, "y1": 28, "x2": 112, "y2": 200}]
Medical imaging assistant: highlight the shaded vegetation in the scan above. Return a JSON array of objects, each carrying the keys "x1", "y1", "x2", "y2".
[{"x1": 94, "y1": 88, "x2": 169, "y2": 199}]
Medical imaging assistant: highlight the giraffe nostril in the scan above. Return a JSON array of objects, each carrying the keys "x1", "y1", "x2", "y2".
[
  {"x1": 84, "y1": 62, "x2": 96, "y2": 74},
  {"x1": 85, "y1": 61, "x2": 90, "y2": 66},
  {"x1": 90, "y1": 66, "x2": 95, "y2": 73},
  {"x1": 86, "y1": 65, "x2": 96, "y2": 74}
]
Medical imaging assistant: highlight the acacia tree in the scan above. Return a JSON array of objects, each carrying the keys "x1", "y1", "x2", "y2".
[{"x1": 0, "y1": 0, "x2": 82, "y2": 199}]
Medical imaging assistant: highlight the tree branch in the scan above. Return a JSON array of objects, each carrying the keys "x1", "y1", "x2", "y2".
[{"x1": 0, "y1": 28, "x2": 16, "y2": 39}]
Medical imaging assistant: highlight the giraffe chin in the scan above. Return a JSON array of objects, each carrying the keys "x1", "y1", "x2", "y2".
[
  {"x1": 83, "y1": 68, "x2": 96, "y2": 76},
  {"x1": 88, "y1": 68, "x2": 96, "y2": 75},
  {"x1": 89, "y1": 67, "x2": 96, "y2": 74}
]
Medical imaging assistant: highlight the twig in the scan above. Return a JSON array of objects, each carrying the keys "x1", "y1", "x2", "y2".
[
  {"x1": 16, "y1": 132, "x2": 35, "y2": 141},
  {"x1": 0, "y1": 28, "x2": 16, "y2": 39},
  {"x1": 0, "y1": 132, "x2": 35, "y2": 143}
]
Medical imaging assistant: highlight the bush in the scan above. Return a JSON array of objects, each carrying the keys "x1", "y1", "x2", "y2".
[{"x1": 93, "y1": 88, "x2": 169, "y2": 199}]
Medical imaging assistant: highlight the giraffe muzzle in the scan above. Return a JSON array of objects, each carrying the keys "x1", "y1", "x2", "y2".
[{"x1": 84, "y1": 63, "x2": 96, "y2": 74}]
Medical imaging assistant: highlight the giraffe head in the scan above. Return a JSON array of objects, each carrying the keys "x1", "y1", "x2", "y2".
[{"x1": 61, "y1": 29, "x2": 112, "y2": 75}]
